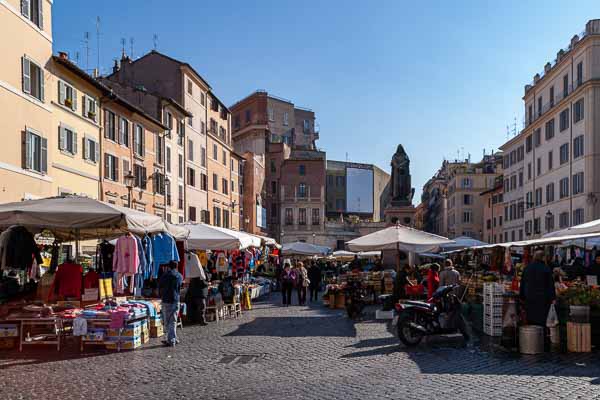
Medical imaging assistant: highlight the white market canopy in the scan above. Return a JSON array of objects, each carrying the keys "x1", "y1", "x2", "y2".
[
  {"x1": 357, "y1": 251, "x2": 382, "y2": 259},
  {"x1": 543, "y1": 218, "x2": 600, "y2": 239},
  {"x1": 183, "y1": 223, "x2": 258, "y2": 250},
  {"x1": 0, "y1": 196, "x2": 181, "y2": 241},
  {"x1": 439, "y1": 236, "x2": 488, "y2": 250},
  {"x1": 332, "y1": 250, "x2": 356, "y2": 259},
  {"x1": 346, "y1": 224, "x2": 454, "y2": 253},
  {"x1": 210, "y1": 226, "x2": 262, "y2": 249},
  {"x1": 250, "y1": 233, "x2": 280, "y2": 248},
  {"x1": 282, "y1": 241, "x2": 331, "y2": 256}
]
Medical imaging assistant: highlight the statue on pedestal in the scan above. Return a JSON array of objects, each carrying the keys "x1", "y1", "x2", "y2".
[{"x1": 390, "y1": 144, "x2": 414, "y2": 206}]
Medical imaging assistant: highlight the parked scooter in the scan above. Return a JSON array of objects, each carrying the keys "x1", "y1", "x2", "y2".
[{"x1": 392, "y1": 285, "x2": 469, "y2": 346}]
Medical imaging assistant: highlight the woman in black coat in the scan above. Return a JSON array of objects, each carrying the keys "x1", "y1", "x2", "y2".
[
  {"x1": 185, "y1": 277, "x2": 209, "y2": 325},
  {"x1": 520, "y1": 250, "x2": 556, "y2": 326}
]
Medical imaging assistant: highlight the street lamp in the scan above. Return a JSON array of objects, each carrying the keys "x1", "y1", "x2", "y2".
[
  {"x1": 124, "y1": 172, "x2": 135, "y2": 208},
  {"x1": 312, "y1": 233, "x2": 316, "y2": 244}
]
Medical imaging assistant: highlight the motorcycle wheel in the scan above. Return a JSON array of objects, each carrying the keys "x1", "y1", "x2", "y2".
[{"x1": 397, "y1": 312, "x2": 424, "y2": 347}]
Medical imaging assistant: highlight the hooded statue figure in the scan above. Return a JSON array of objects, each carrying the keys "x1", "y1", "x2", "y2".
[{"x1": 390, "y1": 145, "x2": 414, "y2": 204}]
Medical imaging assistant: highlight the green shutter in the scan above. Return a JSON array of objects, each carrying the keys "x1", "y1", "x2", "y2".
[
  {"x1": 72, "y1": 131, "x2": 77, "y2": 154},
  {"x1": 41, "y1": 137, "x2": 47, "y2": 174},
  {"x1": 58, "y1": 125, "x2": 65, "y2": 150},
  {"x1": 22, "y1": 57, "x2": 30, "y2": 94}
]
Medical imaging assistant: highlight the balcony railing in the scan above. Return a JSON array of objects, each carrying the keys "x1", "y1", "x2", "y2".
[{"x1": 524, "y1": 82, "x2": 582, "y2": 128}]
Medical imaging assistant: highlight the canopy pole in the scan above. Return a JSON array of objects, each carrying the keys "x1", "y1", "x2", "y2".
[{"x1": 75, "y1": 228, "x2": 80, "y2": 263}]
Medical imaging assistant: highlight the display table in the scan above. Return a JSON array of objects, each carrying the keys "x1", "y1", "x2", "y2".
[{"x1": 6, "y1": 316, "x2": 64, "y2": 352}]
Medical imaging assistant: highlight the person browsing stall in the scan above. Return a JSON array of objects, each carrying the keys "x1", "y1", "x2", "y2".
[
  {"x1": 159, "y1": 261, "x2": 183, "y2": 347},
  {"x1": 519, "y1": 249, "x2": 556, "y2": 326}
]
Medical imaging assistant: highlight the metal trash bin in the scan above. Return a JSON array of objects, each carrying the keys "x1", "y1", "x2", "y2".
[{"x1": 519, "y1": 325, "x2": 544, "y2": 354}]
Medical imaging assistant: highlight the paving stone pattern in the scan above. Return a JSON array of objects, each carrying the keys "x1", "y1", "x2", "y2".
[{"x1": 2, "y1": 294, "x2": 600, "y2": 399}]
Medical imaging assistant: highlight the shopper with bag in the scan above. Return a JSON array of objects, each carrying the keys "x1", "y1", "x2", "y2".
[
  {"x1": 296, "y1": 262, "x2": 309, "y2": 306},
  {"x1": 519, "y1": 249, "x2": 556, "y2": 326},
  {"x1": 281, "y1": 262, "x2": 295, "y2": 306}
]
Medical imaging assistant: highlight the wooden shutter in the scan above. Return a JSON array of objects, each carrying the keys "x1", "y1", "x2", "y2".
[
  {"x1": 58, "y1": 81, "x2": 65, "y2": 104},
  {"x1": 114, "y1": 156, "x2": 119, "y2": 181},
  {"x1": 141, "y1": 167, "x2": 147, "y2": 189},
  {"x1": 117, "y1": 118, "x2": 123, "y2": 145},
  {"x1": 39, "y1": 65, "x2": 44, "y2": 101},
  {"x1": 94, "y1": 141, "x2": 99, "y2": 163},
  {"x1": 58, "y1": 125, "x2": 65, "y2": 150},
  {"x1": 23, "y1": 130, "x2": 31, "y2": 169},
  {"x1": 83, "y1": 137, "x2": 88, "y2": 160},
  {"x1": 104, "y1": 154, "x2": 110, "y2": 178},
  {"x1": 21, "y1": 0, "x2": 30, "y2": 18},
  {"x1": 72, "y1": 131, "x2": 78, "y2": 154},
  {"x1": 22, "y1": 57, "x2": 30, "y2": 94},
  {"x1": 104, "y1": 111, "x2": 109, "y2": 138},
  {"x1": 41, "y1": 137, "x2": 47, "y2": 174},
  {"x1": 72, "y1": 88, "x2": 77, "y2": 110},
  {"x1": 123, "y1": 160, "x2": 130, "y2": 182},
  {"x1": 140, "y1": 127, "x2": 145, "y2": 157},
  {"x1": 37, "y1": 0, "x2": 43, "y2": 29},
  {"x1": 81, "y1": 95, "x2": 87, "y2": 116}
]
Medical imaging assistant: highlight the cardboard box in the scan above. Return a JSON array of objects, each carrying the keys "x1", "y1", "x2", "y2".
[
  {"x1": 57, "y1": 300, "x2": 81, "y2": 308},
  {"x1": 150, "y1": 325, "x2": 164, "y2": 338},
  {"x1": 0, "y1": 337, "x2": 16, "y2": 349},
  {"x1": 107, "y1": 325, "x2": 141, "y2": 338},
  {"x1": 105, "y1": 336, "x2": 142, "y2": 350},
  {"x1": 0, "y1": 324, "x2": 19, "y2": 337},
  {"x1": 149, "y1": 317, "x2": 162, "y2": 328},
  {"x1": 141, "y1": 328, "x2": 150, "y2": 344}
]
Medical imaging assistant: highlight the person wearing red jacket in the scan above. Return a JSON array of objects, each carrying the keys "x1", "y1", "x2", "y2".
[{"x1": 427, "y1": 264, "x2": 440, "y2": 300}]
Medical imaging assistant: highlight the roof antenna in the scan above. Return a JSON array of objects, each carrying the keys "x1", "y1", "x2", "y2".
[
  {"x1": 130, "y1": 37, "x2": 134, "y2": 59},
  {"x1": 96, "y1": 16, "x2": 101, "y2": 73},
  {"x1": 120, "y1": 37, "x2": 126, "y2": 58},
  {"x1": 153, "y1": 34, "x2": 158, "y2": 50},
  {"x1": 83, "y1": 31, "x2": 90, "y2": 71}
]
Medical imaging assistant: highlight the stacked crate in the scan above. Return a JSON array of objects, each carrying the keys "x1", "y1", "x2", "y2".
[
  {"x1": 483, "y1": 283, "x2": 504, "y2": 337},
  {"x1": 383, "y1": 271, "x2": 394, "y2": 295}
]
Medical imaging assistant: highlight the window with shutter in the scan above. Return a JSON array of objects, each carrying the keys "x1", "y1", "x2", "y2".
[
  {"x1": 21, "y1": 0, "x2": 30, "y2": 19},
  {"x1": 22, "y1": 57, "x2": 31, "y2": 94}
]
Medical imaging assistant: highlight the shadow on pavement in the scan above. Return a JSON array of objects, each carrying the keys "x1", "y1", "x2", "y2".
[{"x1": 225, "y1": 316, "x2": 356, "y2": 337}]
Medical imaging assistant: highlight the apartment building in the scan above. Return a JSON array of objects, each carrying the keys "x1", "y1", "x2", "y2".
[
  {"x1": 241, "y1": 152, "x2": 267, "y2": 235},
  {"x1": 515, "y1": 20, "x2": 600, "y2": 238},
  {"x1": 98, "y1": 75, "x2": 192, "y2": 223},
  {"x1": 480, "y1": 179, "x2": 504, "y2": 244},
  {"x1": 499, "y1": 135, "x2": 525, "y2": 242},
  {"x1": 105, "y1": 51, "x2": 214, "y2": 223},
  {"x1": 230, "y1": 152, "x2": 243, "y2": 231},
  {"x1": 446, "y1": 154, "x2": 502, "y2": 240},
  {"x1": 206, "y1": 92, "x2": 237, "y2": 229},
  {"x1": 230, "y1": 90, "x2": 321, "y2": 240},
  {"x1": 279, "y1": 150, "x2": 326, "y2": 244},
  {"x1": 0, "y1": 0, "x2": 54, "y2": 202},
  {"x1": 99, "y1": 88, "x2": 168, "y2": 214}
]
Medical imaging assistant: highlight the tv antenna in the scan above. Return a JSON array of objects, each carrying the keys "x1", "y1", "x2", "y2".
[
  {"x1": 130, "y1": 37, "x2": 134, "y2": 59},
  {"x1": 83, "y1": 31, "x2": 90, "y2": 71},
  {"x1": 75, "y1": 51, "x2": 80, "y2": 65},
  {"x1": 120, "y1": 38, "x2": 126, "y2": 57},
  {"x1": 153, "y1": 34, "x2": 158, "y2": 50},
  {"x1": 96, "y1": 17, "x2": 101, "y2": 73}
]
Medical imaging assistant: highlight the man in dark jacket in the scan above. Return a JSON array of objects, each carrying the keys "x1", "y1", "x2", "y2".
[
  {"x1": 520, "y1": 249, "x2": 556, "y2": 326},
  {"x1": 159, "y1": 261, "x2": 183, "y2": 346},
  {"x1": 308, "y1": 261, "x2": 322, "y2": 302}
]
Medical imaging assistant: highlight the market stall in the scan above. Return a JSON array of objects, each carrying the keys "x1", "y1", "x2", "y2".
[
  {"x1": 0, "y1": 196, "x2": 186, "y2": 352},
  {"x1": 444, "y1": 227, "x2": 600, "y2": 353}
]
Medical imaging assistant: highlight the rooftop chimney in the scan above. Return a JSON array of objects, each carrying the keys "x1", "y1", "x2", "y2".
[
  {"x1": 58, "y1": 51, "x2": 68, "y2": 60},
  {"x1": 112, "y1": 59, "x2": 119, "y2": 74}
]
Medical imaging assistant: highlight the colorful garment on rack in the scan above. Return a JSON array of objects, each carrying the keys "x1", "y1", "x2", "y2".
[
  {"x1": 176, "y1": 241, "x2": 186, "y2": 279},
  {"x1": 84, "y1": 270, "x2": 99, "y2": 289},
  {"x1": 113, "y1": 234, "x2": 139, "y2": 274},
  {"x1": 97, "y1": 241, "x2": 115, "y2": 273},
  {"x1": 142, "y1": 235, "x2": 154, "y2": 279},
  {"x1": 50, "y1": 263, "x2": 83, "y2": 300},
  {"x1": 152, "y1": 233, "x2": 179, "y2": 277},
  {"x1": 185, "y1": 252, "x2": 206, "y2": 279},
  {"x1": 134, "y1": 236, "x2": 147, "y2": 278}
]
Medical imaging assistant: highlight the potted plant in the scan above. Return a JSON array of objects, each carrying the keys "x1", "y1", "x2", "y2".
[
  {"x1": 64, "y1": 98, "x2": 73, "y2": 108},
  {"x1": 88, "y1": 111, "x2": 96, "y2": 120}
]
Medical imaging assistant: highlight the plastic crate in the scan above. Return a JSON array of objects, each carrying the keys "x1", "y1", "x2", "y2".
[
  {"x1": 483, "y1": 283, "x2": 505, "y2": 296},
  {"x1": 483, "y1": 324, "x2": 503, "y2": 337},
  {"x1": 484, "y1": 303, "x2": 503, "y2": 315}
]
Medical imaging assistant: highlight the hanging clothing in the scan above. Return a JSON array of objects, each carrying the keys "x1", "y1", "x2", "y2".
[
  {"x1": 113, "y1": 234, "x2": 139, "y2": 274},
  {"x1": 133, "y1": 236, "x2": 147, "y2": 278},
  {"x1": 84, "y1": 270, "x2": 100, "y2": 289},
  {"x1": 176, "y1": 241, "x2": 186, "y2": 279},
  {"x1": 152, "y1": 233, "x2": 179, "y2": 277},
  {"x1": 198, "y1": 251, "x2": 208, "y2": 267},
  {"x1": 50, "y1": 263, "x2": 83, "y2": 300},
  {"x1": 185, "y1": 252, "x2": 206, "y2": 279},
  {"x1": 142, "y1": 235, "x2": 154, "y2": 279},
  {"x1": 0, "y1": 225, "x2": 42, "y2": 271},
  {"x1": 216, "y1": 252, "x2": 228, "y2": 273},
  {"x1": 97, "y1": 241, "x2": 115, "y2": 273},
  {"x1": 73, "y1": 317, "x2": 87, "y2": 336}
]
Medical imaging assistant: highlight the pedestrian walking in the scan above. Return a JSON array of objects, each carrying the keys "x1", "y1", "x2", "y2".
[
  {"x1": 296, "y1": 261, "x2": 309, "y2": 305},
  {"x1": 308, "y1": 261, "x2": 322, "y2": 302},
  {"x1": 159, "y1": 261, "x2": 183, "y2": 347},
  {"x1": 281, "y1": 262, "x2": 295, "y2": 306}
]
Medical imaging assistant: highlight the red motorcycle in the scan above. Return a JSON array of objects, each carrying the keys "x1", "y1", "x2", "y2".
[{"x1": 393, "y1": 285, "x2": 469, "y2": 346}]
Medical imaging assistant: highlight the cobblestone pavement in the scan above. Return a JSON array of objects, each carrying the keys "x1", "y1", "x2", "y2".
[{"x1": 2, "y1": 294, "x2": 600, "y2": 400}]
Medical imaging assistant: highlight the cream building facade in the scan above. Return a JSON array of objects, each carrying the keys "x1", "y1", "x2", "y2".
[
  {"x1": 499, "y1": 135, "x2": 525, "y2": 242},
  {"x1": 0, "y1": 0, "x2": 54, "y2": 202},
  {"x1": 507, "y1": 20, "x2": 600, "y2": 239}
]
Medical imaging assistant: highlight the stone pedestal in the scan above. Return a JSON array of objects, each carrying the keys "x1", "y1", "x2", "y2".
[{"x1": 384, "y1": 203, "x2": 416, "y2": 226}]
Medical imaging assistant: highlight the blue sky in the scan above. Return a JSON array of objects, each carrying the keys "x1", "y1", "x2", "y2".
[{"x1": 53, "y1": 0, "x2": 599, "y2": 202}]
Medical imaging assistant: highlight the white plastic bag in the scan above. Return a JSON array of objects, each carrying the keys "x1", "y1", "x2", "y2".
[{"x1": 546, "y1": 304, "x2": 558, "y2": 327}]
